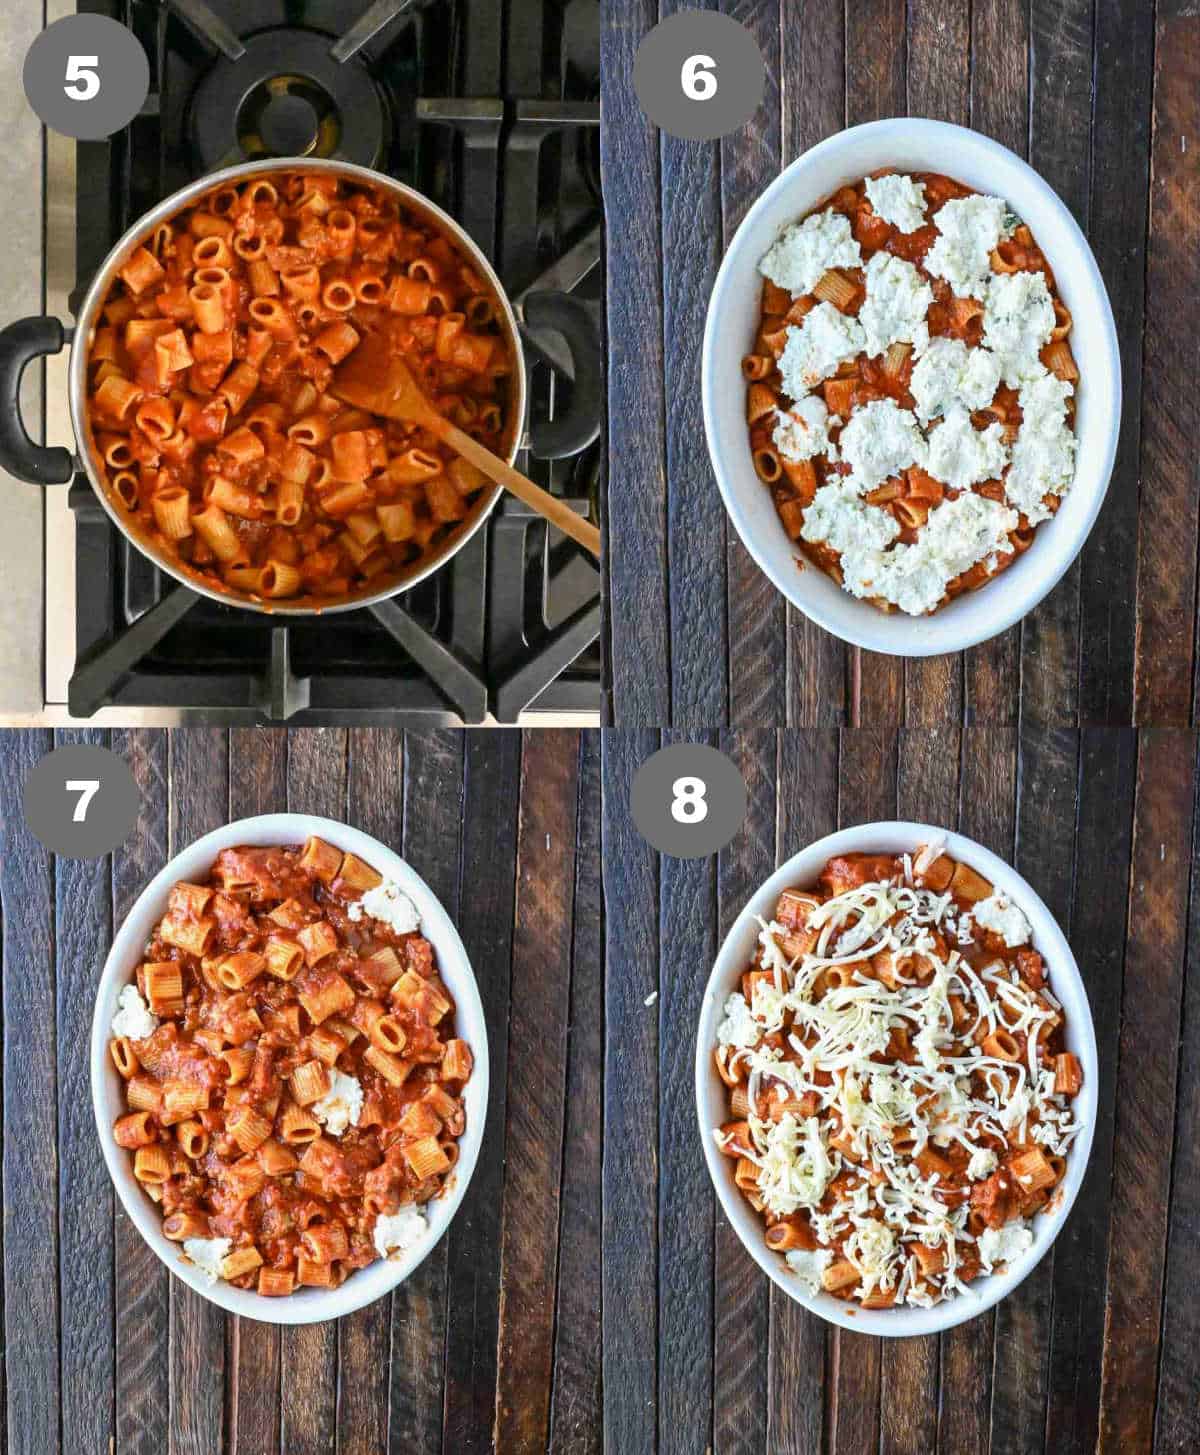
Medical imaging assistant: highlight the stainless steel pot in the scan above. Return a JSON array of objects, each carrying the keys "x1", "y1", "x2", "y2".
[{"x1": 0, "y1": 156, "x2": 601, "y2": 615}]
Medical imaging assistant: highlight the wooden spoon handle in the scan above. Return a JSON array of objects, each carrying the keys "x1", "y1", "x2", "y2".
[{"x1": 432, "y1": 416, "x2": 602, "y2": 558}]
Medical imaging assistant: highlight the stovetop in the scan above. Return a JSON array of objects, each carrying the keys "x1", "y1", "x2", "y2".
[{"x1": 55, "y1": 0, "x2": 603, "y2": 724}]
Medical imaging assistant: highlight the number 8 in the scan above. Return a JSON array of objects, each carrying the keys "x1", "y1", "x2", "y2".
[
  {"x1": 671, "y1": 776, "x2": 708, "y2": 824},
  {"x1": 681, "y1": 53, "x2": 717, "y2": 101}
]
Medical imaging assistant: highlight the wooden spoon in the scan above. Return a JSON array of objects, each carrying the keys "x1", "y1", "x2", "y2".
[{"x1": 332, "y1": 332, "x2": 601, "y2": 558}]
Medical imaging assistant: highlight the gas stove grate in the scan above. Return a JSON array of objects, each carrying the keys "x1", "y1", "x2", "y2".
[{"x1": 66, "y1": 0, "x2": 603, "y2": 722}]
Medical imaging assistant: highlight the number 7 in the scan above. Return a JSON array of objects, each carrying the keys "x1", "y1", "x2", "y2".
[{"x1": 66, "y1": 779, "x2": 101, "y2": 822}]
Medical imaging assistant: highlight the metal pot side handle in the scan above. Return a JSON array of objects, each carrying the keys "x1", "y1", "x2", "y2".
[
  {"x1": 0, "y1": 317, "x2": 75, "y2": 485},
  {"x1": 521, "y1": 291, "x2": 603, "y2": 461}
]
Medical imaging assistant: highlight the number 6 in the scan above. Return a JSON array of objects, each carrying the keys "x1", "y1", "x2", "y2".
[
  {"x1": 66, "y1": 779, "x2": 101, "y2": 822},
  {"x1": 681, "y1": 53, "x2": 717, "y2": 101},
  {"x1": 64, "y1": 55, "x2": 100, "y2": 101}
]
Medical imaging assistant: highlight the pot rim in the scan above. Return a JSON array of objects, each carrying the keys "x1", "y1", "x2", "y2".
[{"x1": 67, "y1": 156, "x2": 527, "y2": 617}]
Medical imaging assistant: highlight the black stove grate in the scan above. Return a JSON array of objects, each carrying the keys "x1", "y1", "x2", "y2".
[{"x1": 66, "y1": 0, "x2": 603, "y2": 722}]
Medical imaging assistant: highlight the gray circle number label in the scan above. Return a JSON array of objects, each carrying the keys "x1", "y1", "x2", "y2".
[
  {"x1": 22, "y1": 744, "x2": 139, "y2": 859},
  {"x1": 23, "y1": 15, "x2": 150, "y2": 141},
  {"x1": 633, "y1": 11, "x2": 765, "y2": 142},
  {"x1": 631, "y1": 744, "x2": 748, "y2": 859}
]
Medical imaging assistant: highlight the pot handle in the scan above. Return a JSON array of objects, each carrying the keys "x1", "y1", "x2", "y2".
[
  {"x1": 521, "y1": 292, "x2": 602, "y2": 460},
  {"x1": 0, "y1": 317, "x2": 75, "y2": 485}
]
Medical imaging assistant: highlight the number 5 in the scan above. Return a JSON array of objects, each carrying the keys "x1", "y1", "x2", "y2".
[
  {"x1": 64, "y1": 55, "x2": 100, "y2": 101},
  {"x1": 681, "y1": 53, "x2": 717, "y2": 101},
  {"x1": 66, "y1": 779, "x2": 101, "y2": 822}
]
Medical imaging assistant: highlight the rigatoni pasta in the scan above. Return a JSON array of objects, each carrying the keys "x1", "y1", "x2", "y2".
[
  {"x1": 107, "y1": 838, "x2": 473, "y2": 1297},
  {"x1": 86, "y1": 170, "x2": 514, "y2": 605}
]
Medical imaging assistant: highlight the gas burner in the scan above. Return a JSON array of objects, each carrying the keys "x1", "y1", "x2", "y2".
[{"x1": 190, "y1": 30, "x2": 388, "y2": 169}]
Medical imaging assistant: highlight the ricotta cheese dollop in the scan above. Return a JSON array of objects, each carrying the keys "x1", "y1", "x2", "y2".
[
  {"x1": 374, "y1": 1204, "x2": 428, "y2": 1261},
  {"x1": 978, "y1": 1220, "x2": 1034, "y2": 1272},
  {"x1": 838, "y1": 399, "x2": 927, "y2": 492},
  {"x1": 924, "y1": 405, "x2": 1010, "y2": 491},
  {"x1": 758, "y1": 208, "x2": 863, "y2": 297},
  {"x1": 111, "y1": 983, "x2": 159, "y2": 1041},
  {"x1": 982, "y1": 269, "x2": 1056, "y2": 386},
  {"x1": 858, "y1": 252, "x2": 933, "y2": 359},
  {"x1": 801, "y1": 479, "x2": 903, "y2": 558},
  {"x1": 971, "y1": 891, "x2": 1032, "y2": 948},
  {"x1": 777, "y1": 303, "x2": 866, "y2": 396},
  {"x1": 840, "y1": 492, "x2": 1019, "y2": 617},
  {"x1": 347, "y1": 878, "x2": 421, "y2": 936},
  {"x1": 772, "y1": 394, "x2": 837, "y2": 463},
  {"x1": 924, "y1": 194, "x2": 1008, "y2": 298},
  {"x1": 864, "y1": 173, "x2": 927, "y2": 233},
  {"x1": 184, "y1": 1237, "x2": 232, "y2": 1286},
  {"x1": 967, "y1": 1147, "x2": 999, "y2": 1181},
  {"x1": 910, "y1": 337, "x2": 1002, "y2": 424},
  {"x1": 311, "y1": 1069, "x2": 365, "y2": 1137},
  {"x1": 785, "y1": 1246, "x2": 835, "y2": 1296},
  {"x1": 1005, "y1": 372, "x2": 1076, "y2": 524},
  {"x1": 716, "y1": 992, "x2": 761, "y2": 1050}
]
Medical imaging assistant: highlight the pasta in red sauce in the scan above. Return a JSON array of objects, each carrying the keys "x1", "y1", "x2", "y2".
[
  {"x1": 107, "y1": 838, "x2": 472, "y2": 1297},
  {"x1": 86, "y1": 170, "x2": 515, "y2": 605}
]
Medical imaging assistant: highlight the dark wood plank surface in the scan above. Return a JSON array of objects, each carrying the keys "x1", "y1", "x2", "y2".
[
  {"x1": 1156, "y1": 735, "x2": 1200, "y2": 1449},
  {"x1": 964, "y1": 0, "x2": 1026, "y2": 724},
  {"x1": 548, "y1": 731, "x2": 603, "y2": 1453},
  {"x1": 0, "y1": 727, "x2": 596, "y2": 1455},
  {"x1": 386, "y1": 730, "x2": 458, "y2": 1455},
  {"x1": 1078, "y1": 0, "x2": 1153, "y2": 724},
  {"x1": 1136, "y1": 2, "x2": 1200, "y2": 725},
  {"x1": 601, "y1": 726, "x2": 1200, "y2": 1453},
  {"x1": 495, "y1": 734, "x2": 580, "y2": 1450},
  {"x1": 54, "y1": 728, "x2": 116, "y2": 1455},
  {"x1": 1097, "y1": 731, "x2": 1193, "y2": 1449},
  {"x1": 600, "y1": 729, "x2": 660, "y2": 1455},
  {"x1": 661, "y1": 2, "x2": 729, "y2": 727},
  {"x1": 601, "y1": 1, "x2": 1183, "y2": 730},
  {"x1": 601, "y1": 0, "x2": 670, "y2": 725},
  {"x1": 1, "y1": 729, "x2": 60, "y2": 1455},
  {"x1": 443, "y1": 732, "x2": 521, "y2": 1454}
]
